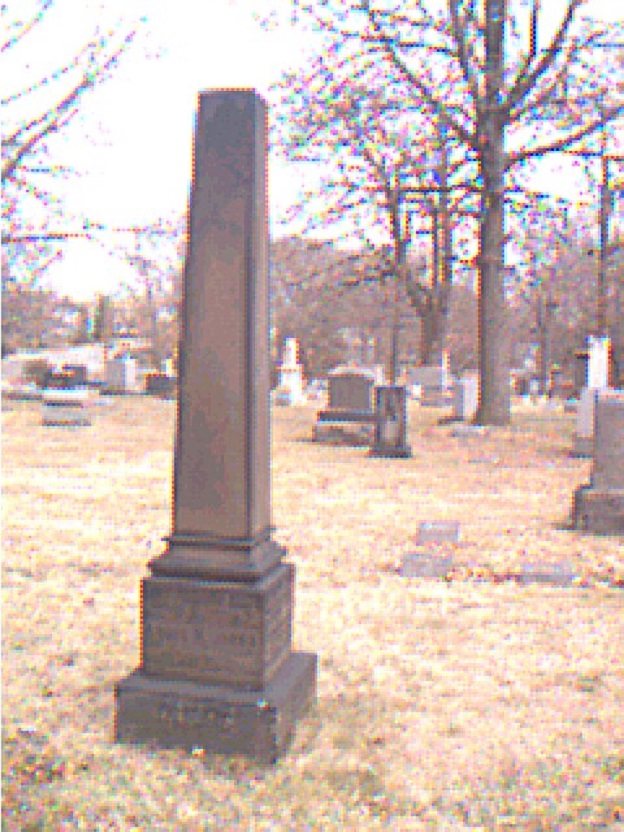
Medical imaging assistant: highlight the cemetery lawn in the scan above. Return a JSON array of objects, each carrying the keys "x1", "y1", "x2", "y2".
[{"x1": 2, "y1": 397, "x2": 623, "y2": 831}]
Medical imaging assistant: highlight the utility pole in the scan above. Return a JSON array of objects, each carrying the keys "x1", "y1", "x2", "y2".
[
  {"x1": 598, "y1": 117, "x2": 610, "y2": 336},
  {"x1": 438, "y1": 121, "x2": 452, "y2": 362},
  {"x1": 559, "y1": 123, "x2": 624, "y2": 338}
]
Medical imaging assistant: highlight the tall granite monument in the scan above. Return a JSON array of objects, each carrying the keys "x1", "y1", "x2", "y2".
[{"x1": 115, "y1": 90, "x2": 317, "y2": 762}]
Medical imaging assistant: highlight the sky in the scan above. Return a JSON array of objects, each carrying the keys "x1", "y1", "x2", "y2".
[{"x1": 4, "y1": 0, "x2": 623, "y2": 301}]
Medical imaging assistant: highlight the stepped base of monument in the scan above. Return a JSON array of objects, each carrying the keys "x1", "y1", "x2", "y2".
[
  {"x1": 573, "y1": 485, "x2": 624, "y2": 534},
  {"x1": 115, "y1": 651, "x2": 317, "y2": 763},
  {"x1": 572, "y1": 434, "x2": 593, "y2": 457}
]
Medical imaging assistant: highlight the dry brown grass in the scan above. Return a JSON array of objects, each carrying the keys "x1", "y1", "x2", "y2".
[{"x1": 2, "y1": 397, "x2": 623, "y2": 830}]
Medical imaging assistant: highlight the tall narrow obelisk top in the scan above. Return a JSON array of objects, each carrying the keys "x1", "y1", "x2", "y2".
[{"x1": 151, "y1": 90, "x2": 278, "y2": 580}]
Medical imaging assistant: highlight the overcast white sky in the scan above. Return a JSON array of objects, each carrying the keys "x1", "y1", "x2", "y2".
[{"x1": 6, "y1": 0, "x2": 623, "y2": 300}]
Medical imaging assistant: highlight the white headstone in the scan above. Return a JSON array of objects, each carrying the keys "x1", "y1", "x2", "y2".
[
  {"x1": 276, "y1": 338, "x2": 305, "y2": 405},
  {"x1": 587, "y1": 336, "x2": 610, "y2": 389},
  {"x1": 282, "y1": 337, "x2": 299, "y2": 369},
  {"x1": 106, "y1": 357, "x2": 138, "y2": 393},
  {"x1": 453, "y1": 374, "x2": 479, "y2": 422},
  {"x1": 441, "y1": 350, "x2": 452, "y2": 390}
]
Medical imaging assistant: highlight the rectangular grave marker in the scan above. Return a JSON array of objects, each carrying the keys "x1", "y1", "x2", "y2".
[
  {"x1": 115, "y1": 90, "x2": 317, "y2": 762},
  {"x1": 574, "y1": 390, "x2": 624, "y2": 534}
]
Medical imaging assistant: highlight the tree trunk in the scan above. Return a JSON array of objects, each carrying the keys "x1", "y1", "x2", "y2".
[{"x1": 476, "y1": 0, "x2": 510, "y2": 426}]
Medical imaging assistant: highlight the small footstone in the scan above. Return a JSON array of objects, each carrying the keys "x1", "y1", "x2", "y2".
[
  {"x1": 416, "y1": 522, "x2": 460, "y2": 545},
  {"x1": 402, "y1": 553, "x2": 454, "y2": 579},
  {"x1": 519, "y1": 559, "x2": 577, "y2": 587}
]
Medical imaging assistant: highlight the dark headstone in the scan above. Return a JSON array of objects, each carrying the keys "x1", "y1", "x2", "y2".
[
  {"x1": 327, "y1": 368, "x2": 375, "y2": 412},
  {"x1": 369, "y1": 385, "x2": 411, "y2": 458},
  {"x1": 44, "y1": 369, "x2": 80, "y2": 390},
  {"x1": 574, "y1": 350, "x2": 589, "y2": 396},
  {"x1": 62, "y1": 364, "x2": 89, "y2": 386},
  {"x1": 115, "y1": 90, "x2": 317, "y2": 762},
  {"x1": 314, "y1": 367, "x2": 376, "y2": 443},
  {"x1": 145, "y1": 372, "x2": 176, "y2": 399}
]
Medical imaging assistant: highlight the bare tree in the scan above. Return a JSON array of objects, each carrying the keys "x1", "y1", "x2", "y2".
[
  {"x1": 2, "y1": 0, "x2": 147, "y2": 281},
  {"x1": 271, "y1": 0, "x2": 623, "y2": 424},
  {"x1": 273, "y1": 60, "x2": 480, "y2": 373}
]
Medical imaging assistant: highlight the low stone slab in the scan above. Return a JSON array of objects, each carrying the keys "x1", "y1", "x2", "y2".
[
  {"x1": 402, "y1": 553, "x2": 454, "y2": 579},
  {"x1": 313, "y1": 420, "x2": 374, "y2": 446},
  {"x1": 574, "y1": 486, "x2": 624, "y2": 535},
  {"x1": 519, "y1": 559, "x2": 577, "y2": 587},
  {"x1": 451, "y1": 424, "x2": 489, "y2": 438},
  {"x1": 41, "y1": 388, "x2": 92, "y2": 426},
  {"x1": 416, "y1": 521, "x2": 460, "y2": 545}
]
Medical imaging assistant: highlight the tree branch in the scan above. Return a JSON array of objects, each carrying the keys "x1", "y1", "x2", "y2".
[
  {"x1": 506, "y1": 102, "x2": 624, "y2": 167},
  {"x1": 503, "y1": 0, "x2": 584, "y2": 118}
]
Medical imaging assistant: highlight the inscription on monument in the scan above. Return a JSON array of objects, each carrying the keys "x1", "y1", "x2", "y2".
[{"x1": 142, "y1": 565, "x2": 293, "y2": 689}]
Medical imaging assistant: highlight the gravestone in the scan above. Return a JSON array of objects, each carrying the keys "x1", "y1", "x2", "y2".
[
  {"x1": 62, "y1": 364, "x2": 89, "y2": 386},
  {"x1": 274, "y1": 337, "x2": 305, "y2": 405},
  {"x1": 145, "y1": 372, "x2": 176, "y2": 399},
  {"x1": 587, "y1": 336, "x2": 610, "y2": 389},
  {"x1": 369, "y1": 385, "x2": 411, "y2": 458},
  {"x1": 452, "y1": 373, "x2": 479, "y2": 422},
  {"x1": 573, "y1": 390, "x2": 624, "y2": 534},
  {"x1": 520, "y1": 559, "x2": 576, "y2": 587},
  {"x1": 402, "y1": 522, "x2": 460, "y2": 578},
  {"x1": 105, "y1": 357, "x2": 138, "y2": 394},
  {"x1": 115, "y1": 90, "x2": 317, "y2": 762},
  {"x1": 327, "y1": 367, "x2": 375, "y2": 411},
  {"x1": 314, "y1": 367, "x2": 376, "y2": 442},
  {"x1": 573, "y1": 387, "x2": 598, "y2": 456},
  {"x1": 41, "y1": 369, "x2": 92, "y2": 426},
  {"x1": 573, "y1": 336, "x2": 611, "y2": 456},
  {"x1": 42, "y1": 388, "x2": 92, "y2": 426},
  {"x1": 409, "y1": 357, "x2": 453, "y2": 407}
]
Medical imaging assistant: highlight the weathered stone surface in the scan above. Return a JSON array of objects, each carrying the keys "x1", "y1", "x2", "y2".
[
  {"x1": 115, "y1": 652, "x2": 317, "y2": 764},
  {"x1": 370, "y1": 385, "x2": 411, "y2": 458},
  {"x1": 573, "y1": 392, "x2": 624, "y2": 535},
  {"x1": 574, "y1": 486, "x2": 624, "y2": 535},
  {"x1": 592, "y1": 391, "x2": 624, "y2": 491},
  {"x1": 520, "y1": 560, "x2": 577, "y2": 586},
  {"x1": 326, "y1": 369, "x2": 375, "y2": 412},
  {"x1": 42, "y1": 388, "x2": 92, "y2": 426},
  {"x1": 142, "y1": 565, "x2": 293, "y2": 690},
  {"x1": 115, "y1": 90, "x2": 317, "y2": 761},
  {"x1": 573, "y1": 387, "x2": 598, "y2": 457},
  {"x1": 158, "y1": 90, "x2": 271, "y2": 576},
  {"x1": 452, "y1": 374, "x2": 479, "y2": 422},
  {"x1": 402, "y1": 553, "x2": 453, "y2": 579},
  {"x1": 416, "y1": 522, "x2": 460, "y2": 545}
]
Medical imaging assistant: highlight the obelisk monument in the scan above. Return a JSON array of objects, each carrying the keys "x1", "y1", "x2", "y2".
[{"x1": 115, "y1": 90, "x2": 317, "y2": 762}]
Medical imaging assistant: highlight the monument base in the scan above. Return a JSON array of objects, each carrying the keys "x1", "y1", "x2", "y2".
[
  {"x1": 115, "y1": 651, "x2": 317, "y2": 764},
  {"x1": 572, "y1": 434, "x2": 593, "y2": 457},
  {"x1": 369, "y1": 444, "x2": 412, "y2": 459},
  {"x1": 573, "y1": 485, "x2": 624, "y2": 534}
]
